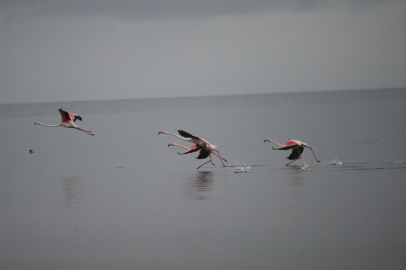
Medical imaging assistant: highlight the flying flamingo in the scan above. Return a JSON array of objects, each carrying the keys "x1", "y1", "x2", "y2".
[
  {"x1": 34, "y1": 108, "x2": 94, "y2": 136},
  {"x1": 264, "y1": 138, "x2": 320, "y2": 166},
  {"x1": 168, "y1": 143, "x2": 213, "y2": 167},
  {"x1": 167, "y1": 143, "x2": 204, "y2": 155},
  {"x1": 159, "y1": 130, "x2": 227, "y2": 169}
]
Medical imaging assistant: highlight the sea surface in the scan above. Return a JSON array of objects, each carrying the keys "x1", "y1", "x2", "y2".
[{"x1": 1, "y1": 89, "x2": 406, "y2": 269}]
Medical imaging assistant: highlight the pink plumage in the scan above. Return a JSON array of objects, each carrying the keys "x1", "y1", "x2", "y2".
[
  {"x1": 34, "y1": 108, "x2": 94, "y2": 136},
  {"x1": 264, "y1": 138, "x2": 320, "y2": 166},
  {"x1": 160, "y1": 130, "x2": 227, "y2": 170}
]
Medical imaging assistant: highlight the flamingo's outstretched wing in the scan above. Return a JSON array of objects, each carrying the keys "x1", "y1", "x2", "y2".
[
  {"x1": 178, "y1": 144, "x2": 202, "y2": 155},
  {"x1": 196, "y1": 148, "x2": 210, "y2": 159},
  {"x1": 59, "y1": 109, "x2": 71, "y2": 123},
  {"x1": 273, "y1": 140, "x2": 300, "y2": 150},
  {"x1": 70, "y1": 113, "x2": 82, "y2": 122},
  {"x1": 287, "y1": 147, "x2": 304, "y2": 160},
  {"x1": 178, "y1": 130, "x2": 200, "y2": 140},
  {"x1": 59, "y1": 108, "x2": 82, "y2": 123}
]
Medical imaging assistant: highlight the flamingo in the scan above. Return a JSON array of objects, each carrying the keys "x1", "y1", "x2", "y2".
[
  {"x1": 167, "y1": 142, "x2": 213, "y2": 168},
  {"x1": 34, "y1": 108, "x2": 94, "y2": 136},
  {"x1": 159, "y1": 130, "x2": 227, "y2": 169},
  {"x1": 264, "y1": 138, "x2": 320, "y2": 166}
]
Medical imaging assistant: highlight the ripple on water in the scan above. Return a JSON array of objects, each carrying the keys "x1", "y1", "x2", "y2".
[{"x1": 387, "y1": 160, "x2": 405, "y2": 164}]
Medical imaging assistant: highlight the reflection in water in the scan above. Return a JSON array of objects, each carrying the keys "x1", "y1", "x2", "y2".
[
  {"x1": 184, "y1": 171, "x2": 214, "y2": 200},
  {"x1": 61, "y1": 176, "x2": 81, "y2": 207},
  {"x1": 282, "y1": 169, "x2": 304, "y2": 188}
]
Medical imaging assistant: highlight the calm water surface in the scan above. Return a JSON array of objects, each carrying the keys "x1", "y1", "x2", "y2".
[{"x1": 1, "y1": 89, "x2": 406, "y2": 269}]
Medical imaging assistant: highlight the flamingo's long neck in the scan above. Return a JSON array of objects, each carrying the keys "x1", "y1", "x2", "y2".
[
  {"x1": 168, "y1": 143, "x2": 189, "y2": 150},
  {"x1": 35, "y1": 122, "x2": 61, "y2": 127},
  {"x1": 265, "y1": 139, "x2": 282, "y2": 147},
  {"x1": 165, "y1": 132, "x2": 193, "y2": 143}
]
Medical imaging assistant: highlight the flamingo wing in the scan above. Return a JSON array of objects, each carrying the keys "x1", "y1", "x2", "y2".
[
  {"x1": 196, "y1": 148, "x2": 210, "y2": 159},
  {"x1": 178, "y1": 130, "x2": 200, "y2": 140},
  {"x1": 274, "y1": 140, "x2": 300, "y2": 150},
  {"x1": 58, "y1": 109, "x2": 72, "y2": 123},
  {"x1": 70, "y1": 113, "x2": 82, "y2": 122},
  {"x1": 178, "y1": 144, "x2": 202, "y2": 155},
  {"x1": 287, "y1": 147, "x2": 304, "y2": 160},
  {"x1": 59, "y1": 108, "x2": 82, "y2": 123}
]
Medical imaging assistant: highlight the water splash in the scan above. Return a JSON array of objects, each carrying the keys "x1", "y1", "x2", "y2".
[
  {"x1": 387, "y1": 160, "x2": 405, "y2": 164},
  {"x1": 234, "y1": 166, "x2": 251, "y2": 173},
  {"x1": 291, "y1": 162, "x2": 312, "y2": 171},
  {"x1": 229, "y1": 161, "x2": 241, "y2": 168},
  {"x1": 327, "y1": 158, "x2": 343, "y2": 165},
  {"x1": 299, "y1": 163, "x2": 312, "y2": 171},
  {"x1": 229, "y1": 161, "x2": 258, "y2": 168}
]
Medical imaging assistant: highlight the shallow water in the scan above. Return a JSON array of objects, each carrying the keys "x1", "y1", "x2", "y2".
[{"x1": 1, "y1": 89, "x2": 406, "y2": 269}]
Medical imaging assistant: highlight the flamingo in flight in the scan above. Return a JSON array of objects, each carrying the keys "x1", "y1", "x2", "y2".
[
  {"x1": 264, "y1": 138, "x2": 320, "y2": 166},
  {"x1": 159, "y1": 130, "x2": 227, "y2": 170},
  {"x1": 168, "y1": 143, "x2": 213, "y2": 167},
  {"x1": 34, "y1": 108, "x2": 94, "y2": 136}
]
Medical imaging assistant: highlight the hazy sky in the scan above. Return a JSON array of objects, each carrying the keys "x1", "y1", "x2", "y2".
[{"x1": 1, "y1": 0, "x2": 405, "y2": 104}]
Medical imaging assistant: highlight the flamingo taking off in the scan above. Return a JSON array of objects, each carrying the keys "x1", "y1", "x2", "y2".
[
  {"x1": 264, "y1": 138, "x2": 321, "y2": 166},
  {"x1": 34, "y1": 108, "x2": 94, "y2": 136},
  {"x1": 167, "y1": 143, "x2": 212, "y2": 167},
  {"x1": 159, "y1": 130, "x2": 227, "y2": 170}
]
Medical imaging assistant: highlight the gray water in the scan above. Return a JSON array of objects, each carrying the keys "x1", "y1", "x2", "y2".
[{"x1": 1, "y1": 89, "x2": 406, "y2": 269}]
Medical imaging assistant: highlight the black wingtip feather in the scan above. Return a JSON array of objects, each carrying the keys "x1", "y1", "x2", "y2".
[
  {"x1": 287, "y1": 147, "x2": 304, "y2": 160},
  {"x1": 197, "y1": 149, "x2": 210, "y2": 159},
  {"x1": 178, "y1": 130, "x2": 195, "y2": 138}
]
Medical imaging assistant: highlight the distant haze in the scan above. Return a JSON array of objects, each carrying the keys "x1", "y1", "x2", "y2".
[{"x1": 1, "y1": 0, "x2": 405, "y2": 104}]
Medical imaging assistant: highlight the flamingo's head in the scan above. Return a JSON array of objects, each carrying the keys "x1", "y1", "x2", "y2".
[
  {"x1": 264, "y1": 139, "x2": 273, "y2": 143},
  {"x1": 158, "y1": 131, "x2": 167, "y2": 135},
  {"x1": 167, "y1": 143, "x2": 177, "y2": 147},
  {"x1": 34, "y1": 122, "x2": 40, "y2": 125}
]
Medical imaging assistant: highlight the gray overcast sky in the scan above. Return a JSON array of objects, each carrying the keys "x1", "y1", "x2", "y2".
[{"x1": 1, "y1": 0, "x2": 405, "y2": 104}]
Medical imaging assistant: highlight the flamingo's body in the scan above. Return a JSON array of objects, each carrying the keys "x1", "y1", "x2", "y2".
[
  {"x1": 159, "y1": 130, "x2": 227, "y2": 169},
  {"x1": 168, "y1": 142, "x2": 211, "y2": 160},
  {"x1": 264, "y1": 139, "x2": 320, "y2": 166},
  {"x1": 34, "y1": 108, "x2": 94, "y2": 136}
]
